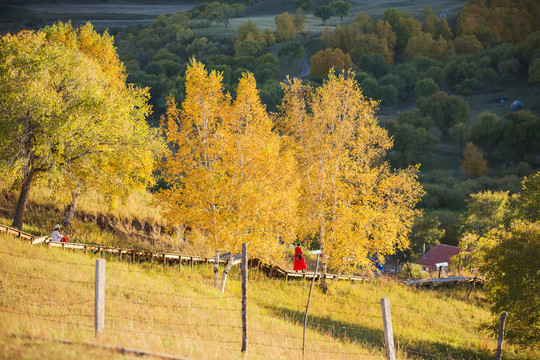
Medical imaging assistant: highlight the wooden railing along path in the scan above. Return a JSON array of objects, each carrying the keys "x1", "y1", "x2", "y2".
[
  {"x1": 0, "y1": 224, "x2": 233, "y2": 267},
  {"x1": 1, "y1": 223, "x2": 367, "y2": 282}
]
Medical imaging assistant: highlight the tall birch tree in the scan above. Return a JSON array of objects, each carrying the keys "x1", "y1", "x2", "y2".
[
  {"x1": 279, "y1": 71, "x2": 424, "y2": 292},
  {"x1": 159, "y1": 60, "x2": 298, "y2": 287}
]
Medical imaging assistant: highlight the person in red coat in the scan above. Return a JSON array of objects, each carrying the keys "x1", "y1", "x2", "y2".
[{"x1": 294, "y1": 246, "x2": 306, "y2": 272}]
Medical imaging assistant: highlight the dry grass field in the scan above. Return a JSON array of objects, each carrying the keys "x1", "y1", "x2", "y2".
[{"x1": 2, "y1": 226, "x2": 539, "y2": 359}]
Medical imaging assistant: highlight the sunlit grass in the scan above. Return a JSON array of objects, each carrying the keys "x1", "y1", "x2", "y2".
[{"x1": 2, "y1": 232, "x2": 538, "y2": 360}]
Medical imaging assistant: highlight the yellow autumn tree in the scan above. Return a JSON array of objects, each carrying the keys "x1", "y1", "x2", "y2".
[
  {"x1": 279, "y1": 71, "x2": 424, "y2": 292},
  {"x1": 0, "y1": 22, "x2": 165, "y2": 229},
  {"x1": 159, "y1": 59, "x2": 298, "y2": 287},
  {"x1": 461, "y1": 142, "x2": 488, "y2": 178}
]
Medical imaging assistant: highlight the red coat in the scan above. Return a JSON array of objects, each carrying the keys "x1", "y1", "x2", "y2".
[{"x1": 293, "y1": 247, "x2": 307, "y2": 271}]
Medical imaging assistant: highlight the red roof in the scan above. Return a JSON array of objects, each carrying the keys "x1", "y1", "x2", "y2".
[{"x1": 415, "y1": 244, "x2": 462, "y2": 268}]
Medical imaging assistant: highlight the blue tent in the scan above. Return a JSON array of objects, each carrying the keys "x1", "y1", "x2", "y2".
[{"x1": 511, "y1": 100, "x2": 523, "y2": 110}]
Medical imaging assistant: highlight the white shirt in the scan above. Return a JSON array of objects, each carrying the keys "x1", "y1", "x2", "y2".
[{"x1": 51, "y1": 230, "x2": 62, "y2": 242}]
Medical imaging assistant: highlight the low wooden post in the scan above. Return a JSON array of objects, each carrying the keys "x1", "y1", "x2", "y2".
[
  {"x1": 150, "y1": 251, "x2": 154, "y2": 264},
  {"x1": 467, "y1": 276, "x2": 478, "y2": 298},
  {"x1": 119, "y1": 249, "x2": 123, "y2": 261},
  {"x1": 62, "y1": 242, "x2": 65, "y2": 251},
  {"x1": 95, "y1": 259, "x2": 106, "y2": 337},
  {"x1": 495, "y1": 311, "x2": 508, "y2": 360},
  {"x1": 241, "y1": 243, "x2": 248, "y2": 354},
  {"x1": 162, "y1": 253, "x2": 166, "y2": 265},
  {"x1": 178, "y1": 257, "x2": 182, "y2": 274},
  {"x1": 381, "y1": 297, "x2": 396, "y2": 360},
  {"x1": 190, "y1": 256, "x2": 193, "y2": 269},
  {"x1": 303, "y1": 254, "x2": 320, "y2": 359},
  {"x1": 98, "y1": 246, "x2": 102, "y2": 257},
  {"x1": 84, "y1": 245, "x2": 88, "y2": 255},
  {"x1": 131, "y1": 250, "x2": 135, "y2": 263}
]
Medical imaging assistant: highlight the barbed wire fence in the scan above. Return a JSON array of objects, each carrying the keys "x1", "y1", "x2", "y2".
[{"x1": 1, "y1": 226, "x2": 511, "y2": 359}]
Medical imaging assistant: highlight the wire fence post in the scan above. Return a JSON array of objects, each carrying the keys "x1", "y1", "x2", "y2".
[
  {"x1": 381, "y1": 297, "x2": 396, "y2": 360},
  {"x1": 241, "y1": 243, "x2": 248, "y2": 354},
  {"x1": 95, "y1": 258, "x2": 105, "y2": 337},
  {"x1": 495, "y1": 311, "x2": 508, "y2": 360},
  {"x1": 303, "y1": 254, "x2": 320, "y2": 359}
]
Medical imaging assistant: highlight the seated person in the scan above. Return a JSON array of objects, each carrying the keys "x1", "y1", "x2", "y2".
[{"x1": 51, "y1": 224, "x2": 69, "y2": 243}]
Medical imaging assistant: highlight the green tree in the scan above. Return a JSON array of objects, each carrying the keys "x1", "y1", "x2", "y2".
[
  {"x1": 470, "y1": 112, "x2": 502, "y2": 157},
  {"x1": 417, "y1": 91, "x2": 470, "y2": 136},
  {"x1": 330, "y1": 1, "x2": 351, "y2": 22},
  {"x1": 294, "y1": 7, "x2": 306, "y2": 32},
  {"x1": 275, "y1": 12, "x2": 296, "y2": 42},
  {"x1": 379, "y1": 84, "x2": 398, "y2": 107},
  {"x1": 235, "y1": 39, "x2": 260, "y2": 57},
  {"x1": 385, "y1": 110, "x2": 438, "y2": 165},
  {"x1": 460, "y1": 190, "x2": 511, "y2": 240},
  {"x1": 314, "y1": 5, "x2": 333, "y2": 25},
  {"x1": 256, "y1": 53, "x2": 279, "y2": 82},
  {"x1": 199, "y1": 2, "x2": 245, "y2": 29},
  {"x1": 278, "y1": 41, "x2": 304, "y2": 64},
  {"x1": 383, "y1": 8, "x2": 422, "y2": 50},
  {"x1": 449, "y1": 122, "x2": 470, "y2": 152},
  {"x1": 482, "y1": 220, "x2": 540, "y2": 347},
  {"x1": 414, "y1": 78, "x2": 439, "y2": 99},
  {"x1": 0, "y1": 23, "x2": 165, "y2": 230},
  {"x1": 516, "y1": 171, "x2": 540, "y2": 222},
  {"x1": 295, "y1": 0, "x2": 313, "y2": 10},
  {"x1": 499, "y1": 111, "x2": 540, "y2": 163}
]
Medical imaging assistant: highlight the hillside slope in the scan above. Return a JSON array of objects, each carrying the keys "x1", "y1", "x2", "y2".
[{"x1": 1, "y1": 232, "x2": 539, "y2": 359}]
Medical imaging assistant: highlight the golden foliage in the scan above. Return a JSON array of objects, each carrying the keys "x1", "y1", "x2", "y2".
[
  {"x1": 159, "y1": 59, "x2": 298, "y2": 263},
  {"x1": 461, "y1": 142, "x2": 488, "y2": 178},
  {"x1": 280, "y1": 71, "x2": 424, "y2": 279}
]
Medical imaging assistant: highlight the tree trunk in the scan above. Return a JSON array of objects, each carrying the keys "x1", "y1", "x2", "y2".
[
  {"x1": 319, "y1": 253, "x2": 329, "y2": 293},
  {"x1": 12, "y1": 169, "x2": 34, "y2": 230},
  {"x1": 213, "y1": 250, "x2": 220, "y2": 287},
  {"x1": 220, "y1": 258, "x2": 234, "y2": 292},
  {"x1": 62, "y1": 191, "x2": 79, "y2": 226}
]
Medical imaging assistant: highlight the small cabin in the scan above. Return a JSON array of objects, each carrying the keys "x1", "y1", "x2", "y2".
[{"x1": 415, "y1": 244, "x2": 461, "y2": 272}]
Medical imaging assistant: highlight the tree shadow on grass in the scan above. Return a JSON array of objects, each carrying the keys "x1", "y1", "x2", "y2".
[{"x1": 257, "y1": 302, "x2": 497, "y2": 360}]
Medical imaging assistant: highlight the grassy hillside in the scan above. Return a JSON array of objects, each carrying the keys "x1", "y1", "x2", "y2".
[{"x1": 2, "y1": 231, "x2": 539, "y2": 359}]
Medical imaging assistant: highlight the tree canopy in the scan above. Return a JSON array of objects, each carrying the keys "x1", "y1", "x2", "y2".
[
  {"x1": 159, "y1": 59, "x2": 298, "y2": 264},
  {"x1": 0, "y1": 22, "x2": 165, "y2": 229},
  {"x1": 279, "y1": 71, "x2": 424, "y2": 291}
]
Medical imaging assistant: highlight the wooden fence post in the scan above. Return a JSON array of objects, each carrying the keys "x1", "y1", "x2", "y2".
[
  {"x1": 381, "y1": 297, "x2": 396, "y2": 360},
  {"x1": 303, "y1": 254, "x2": 320, "y2": 359},
  {"x1": 95, "y1": 259, "x2": 106, "y2": 337},
  {"x1": 495, "y1": 311, "x2": 508, "y2": 360},
  {"x1": 241, "y1": 243, "x2": 248, "y2": 354}
]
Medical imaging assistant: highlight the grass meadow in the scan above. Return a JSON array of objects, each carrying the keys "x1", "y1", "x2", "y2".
[{"x1": 2, "y1": 230, "x2": 539, "y2": 360}]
